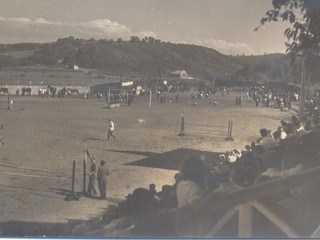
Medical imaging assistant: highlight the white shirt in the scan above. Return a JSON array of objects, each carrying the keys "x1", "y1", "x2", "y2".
[
  {"x1": 279, "y1": 131, "x2": 287, "y2": 140},
  {"x1": 258, "y1": 136, "x2": 277, "y2": 151},
  {"x1": 109, "y1": 121, "x2": 115, "y2": 131},
  {"x1": 176, "y1": 180, "x2": 201, "y2": 208}
]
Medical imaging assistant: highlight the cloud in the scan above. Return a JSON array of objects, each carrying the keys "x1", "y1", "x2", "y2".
[
  {"x1": 193, "y1": 39, "x2": 255, "y2": 56},
  {"x1": 0, "y1": 17, "x2": 137, "y2": 43}
]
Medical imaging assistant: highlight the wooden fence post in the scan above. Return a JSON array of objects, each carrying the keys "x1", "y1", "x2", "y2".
[
  {"x1": 71, "y1": 160, "x2": 76, "y2": 196},
  {"x1": 179, "y1": 111, "x2": 185, "y2": 136},
  {"x1": 238, "y1": 202, "x2": 253, "y2": 237},
  {"x1": 225, "y1": 120, "x2": 234, "y2": 141},
  {"x1": 83, "y1": 159, "x2": 87, "y2": 195}
]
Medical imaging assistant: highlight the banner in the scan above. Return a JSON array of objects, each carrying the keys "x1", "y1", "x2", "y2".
[{"x1": 121, "y1": 81, "x2": 133, "y2": 87}]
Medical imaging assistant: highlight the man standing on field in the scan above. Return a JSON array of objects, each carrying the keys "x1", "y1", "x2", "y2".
[
  {"x1": 108, "y1": 119, "x2": 116, "y2": 140},
  {"x1": 97, "y1": 160, "x2": 109, "y2": 200}
]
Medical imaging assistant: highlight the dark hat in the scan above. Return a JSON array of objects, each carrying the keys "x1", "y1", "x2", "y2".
[
  {"x1": 100, "y1": 160, "x2": 106, "y2": 165},
  {"x1": 211, "y1": 163, "x2": 230, "y2": 181}
]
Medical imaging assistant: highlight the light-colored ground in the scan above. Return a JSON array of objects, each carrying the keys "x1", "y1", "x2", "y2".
[{"x1": 0, "y1": 91, "x2": 294, "y2": 225}]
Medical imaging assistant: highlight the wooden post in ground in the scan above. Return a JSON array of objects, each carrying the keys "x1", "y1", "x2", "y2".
[
  {"x1": 71, "y1": 160, "x2": 76, "y2": 195},
  {"x1": 7, "y1": 95, "x2": 10, "y2": 110},
  {"x1": 149, "y1": 89, "x2": 152, "y2": 107},
  {"x1": 83, "y1": 159, "x2": 86, "y2": 195},
  {"x1": 179, "y1": 111, "x2": 185, "y2": 136},
  {"x1": 107, "y1": 89, "x2": 111, "y2": 108},
  {"x1": 230, "y1": 120, "x2": 233, "y2": 139}
]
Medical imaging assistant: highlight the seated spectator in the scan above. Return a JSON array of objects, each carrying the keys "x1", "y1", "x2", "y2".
[
  {"x1": 157, "y1": 184, "x2": 178, "y2": 209},
  {"x1": 158, "y1": 173, "x2": 181, "y2": 206},
  {"x1": 280, "y1": 120, "x2": 290, "y2": 135},
  {"x1": 273, "y1": 126, "x2": 287, "y2": 141},
  {"x1": 226, "y1": 151, "x2": 237, "y2": 163},
  {"x1": 188, "y1": 163, "x2": 243, "y2": 236},
  {"x1": 218, "y1": 154, "x2": 227, "y2": 164},
  {"x1": 286, "y1": 116, "x2": 301, "y2": 135},
  {"x1": 176, "y1": 156, "x2": 209, "y2": 208},
  {"x1": 267, "y1": 129, "x2": 274, "y2": 138},
  {"x1": 257, "y1": 128, "x2": 277, "y2": 151},
  {"x1": 304, "y1": 118, "x2": 314, "y2": 131},
  {"x1": 103, "y1": 188, "x2": 163, "y2": 237},
  {"x1": 211, "y1": 162, "x2": 242, "y2": 193},
  {"x1": 244, "y1": 145, "x2": 252, "y2": 152},
  {"x1": 149, "y1": 183, "x2": 160, "y2": 200}
]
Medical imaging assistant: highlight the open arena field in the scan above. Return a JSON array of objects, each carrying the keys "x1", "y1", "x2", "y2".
[{"x1": 0, "y1": 91, "x2": 295, "y2": 232}]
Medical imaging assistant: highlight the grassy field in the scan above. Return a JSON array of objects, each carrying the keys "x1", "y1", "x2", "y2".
[{"x1": 0, "y1": 91, "x2": 294, "y2": 227}]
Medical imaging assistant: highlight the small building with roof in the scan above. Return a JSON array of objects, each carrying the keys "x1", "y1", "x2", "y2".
[{"x1": 170, "y1": 70, "x2": 193, "y2": 80}]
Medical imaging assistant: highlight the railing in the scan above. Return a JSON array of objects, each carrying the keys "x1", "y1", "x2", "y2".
[{"x1": 130, "y1": 165, "x2": 320, "y2": 238}]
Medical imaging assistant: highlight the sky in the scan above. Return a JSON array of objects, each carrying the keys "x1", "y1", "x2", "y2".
[{"x1": 0, "y1": 0, "x2": 291, "y2": 56}]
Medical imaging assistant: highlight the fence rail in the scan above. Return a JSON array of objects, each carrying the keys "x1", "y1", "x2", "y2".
[{"x1": 179, "y1": 112, "x2": 233, "y2": 139}]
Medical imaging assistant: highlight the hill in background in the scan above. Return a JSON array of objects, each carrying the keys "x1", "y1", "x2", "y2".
[{"x1": 0, "y1": 37, "x2": 312, "y2": 84}]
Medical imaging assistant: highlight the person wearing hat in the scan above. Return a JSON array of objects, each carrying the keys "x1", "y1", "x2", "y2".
[
  {"x1": 97, "y1": 160, "x2": 109, "y2": 200},
  {"x1": 257, "y1": 128, "x2": 277, "y2": 151},
  {"x1": 211, "y1": 163, "x2": 242, "y2": 194}
]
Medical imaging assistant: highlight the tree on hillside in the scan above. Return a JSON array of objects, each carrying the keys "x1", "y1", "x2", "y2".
[
  {"x1": 130, "y1": 36, "x2": 141, "y2": 43},
  {"x1": 257, "y1": 0, "x2": 320, "y2": 119},
  {"x1": 148, "y1": 36, "x2": 155, "y2": 43}
]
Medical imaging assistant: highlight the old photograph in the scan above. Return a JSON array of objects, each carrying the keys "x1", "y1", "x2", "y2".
[{"x1": 0, "y1": 0, "x2": 320, "y2": 237}]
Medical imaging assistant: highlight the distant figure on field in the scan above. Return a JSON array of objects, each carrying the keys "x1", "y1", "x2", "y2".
[
  {"x1": 214, "y1": 98, "x2": 218, "y2": 106},
  {"x1": 8, "y1": 98, "x2": 13, "y2": 110},
  {"x1": 97, "y1": 160, "x2": 109, "y2": 200},
  {"x1": 108, "y1": 119, "x2": 116, "y2": 140}
]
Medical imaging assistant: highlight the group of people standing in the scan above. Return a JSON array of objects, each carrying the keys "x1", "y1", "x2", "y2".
[{"x1": 86, "y1": 150, "x2": 109, "y2": 200}]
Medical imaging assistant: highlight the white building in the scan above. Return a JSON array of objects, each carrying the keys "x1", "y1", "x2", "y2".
[{"x1": 170, "y1": 70, "x2": 193, "y2": 80}]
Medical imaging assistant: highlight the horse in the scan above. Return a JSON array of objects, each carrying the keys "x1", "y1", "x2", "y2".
[
  {"x1": 0, "y1": 87, "x2": 9, "y2": 95},
  {"x1": 58, "y1": 87, "x2": 66, "y2": 98},
  {"x1": 67, "y1": 88, "x2": 79, "y2": 95},
  {"x1": 22, "y1": 87, "x2": 32, "y2": 96}
]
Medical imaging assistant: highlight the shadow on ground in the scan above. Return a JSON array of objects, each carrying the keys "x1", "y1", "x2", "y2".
[
  {"x1": 84, "y1": 137, "x2": 105, "y2": 142},
  {"x1": 49, "y1": 188, "x2": 82, "y2": 201},
  {"x1": 125, "y1": 148, "x2": 221, "y2": 171},
  {"x1": 106, "y1": 149, "x2": 157, "y2": 158}
]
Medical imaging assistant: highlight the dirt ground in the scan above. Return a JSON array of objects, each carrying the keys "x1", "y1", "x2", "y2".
[{"x1": 0, "y1": 91, "x2": 294, "y2": 232}]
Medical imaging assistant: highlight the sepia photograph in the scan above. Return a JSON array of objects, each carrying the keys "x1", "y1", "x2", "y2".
[{"x1": 0, "y1": 0, "x2": 320, "y2": 238}]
